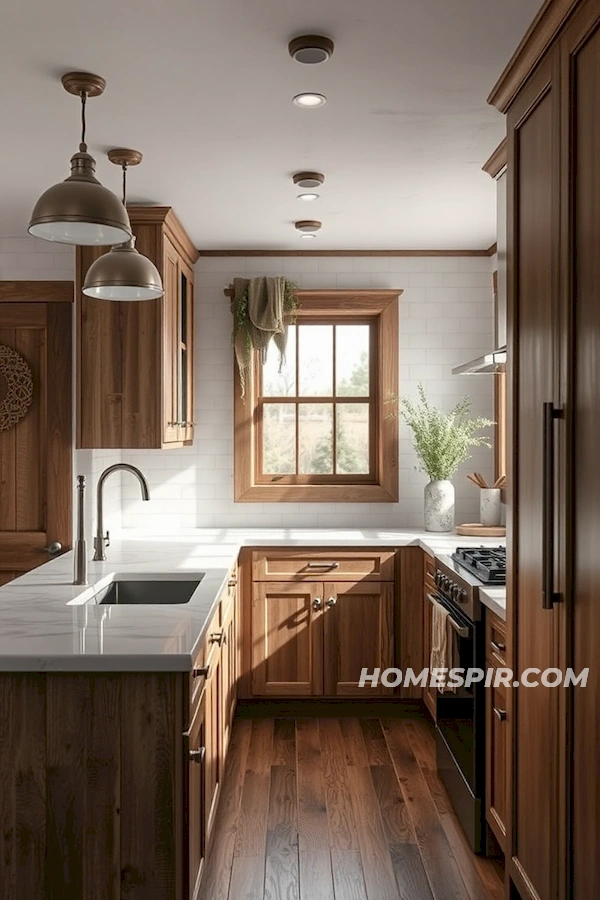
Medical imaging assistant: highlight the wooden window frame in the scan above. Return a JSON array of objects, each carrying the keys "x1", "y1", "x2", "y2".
[{"x1": 234, "y1": 289, "x2": 400, "y2": 503}]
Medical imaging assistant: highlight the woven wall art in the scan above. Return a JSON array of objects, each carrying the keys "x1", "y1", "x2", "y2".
[{"x1": 0, "y1": 345, "x2": 34, "y2": 432}]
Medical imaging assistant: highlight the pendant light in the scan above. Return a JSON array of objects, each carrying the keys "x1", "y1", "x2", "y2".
[
  {"x1": 28, "y1": 72, "x2": 132, "y2": 246},
  {"x1": 82, "y1": 149, "x2": 163, "y2": 301}
]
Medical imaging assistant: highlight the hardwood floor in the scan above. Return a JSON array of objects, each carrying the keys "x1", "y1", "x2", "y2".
[{"x1": 199, "y1": 710, "x2": 504, "y2": 900}]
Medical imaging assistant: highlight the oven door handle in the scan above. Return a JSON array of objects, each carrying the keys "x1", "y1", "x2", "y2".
[{"x1": 427, "y1": 593, "x2": 470, "y2": 638}]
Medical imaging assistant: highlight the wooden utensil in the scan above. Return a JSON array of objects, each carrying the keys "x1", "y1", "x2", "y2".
[{"x1": 475, "y1": 472, "x2": 489, "y2": 489}]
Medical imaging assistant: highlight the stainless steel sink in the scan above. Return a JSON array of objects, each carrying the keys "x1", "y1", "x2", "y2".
[{"x1": 95, "y1": 577, "x2": 204, "y2": 605}]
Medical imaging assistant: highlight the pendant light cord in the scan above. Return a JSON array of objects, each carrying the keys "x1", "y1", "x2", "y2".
[
  {"x1": 122, "y1": 163, "x2": 127, "y2": 206},
  {"x1": 79, "y1": 91, "x2": 87, "y2": 153}
]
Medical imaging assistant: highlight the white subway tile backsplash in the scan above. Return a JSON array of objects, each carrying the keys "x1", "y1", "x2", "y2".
[{"x1": 0, "y1": 236, "x2": 494, "y2": 533}]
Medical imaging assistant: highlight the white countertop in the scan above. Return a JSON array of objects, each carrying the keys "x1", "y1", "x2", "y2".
[
  {"x1": 479, "y1": 586, "x2": 507, "y2": 621},
  {"x1": 0, "y1": 528, "x2": 506, "y2": 671}
]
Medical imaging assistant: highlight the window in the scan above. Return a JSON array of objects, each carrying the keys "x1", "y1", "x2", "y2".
[{"x1": 234, "y1": 290, "x2": 400, "y2": 502}]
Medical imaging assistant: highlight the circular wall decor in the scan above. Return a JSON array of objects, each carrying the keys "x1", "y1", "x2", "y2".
[{"x1": 0, "y1": 345, "x2": 34, "y2": 432}]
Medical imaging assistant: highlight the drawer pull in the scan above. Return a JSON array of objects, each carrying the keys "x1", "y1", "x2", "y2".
[
  {"x1": 493, "y1": 707, "x2": 507, "y2": 722},
  {"x1": 490, "y1": 640, "x2": 506, "y2": 655},
  {"x1": 189, "y1": 746, "x2": 206, "y2": 764},
  {"x1": 306, "y1": 561, "x2": 340, "y2": 570},
  {"x1": 193, "y1": 665, "x2": 210, "y2": 679},
  {"x1": 209, "y1": 631, "x2": 224, "y2": 646}
]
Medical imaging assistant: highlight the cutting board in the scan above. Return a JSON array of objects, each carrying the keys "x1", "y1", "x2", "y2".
[{"x1": 456, "y1": 523, "x2": 506, "y2": 537}]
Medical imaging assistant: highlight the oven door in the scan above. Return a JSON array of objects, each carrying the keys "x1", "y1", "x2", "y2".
[{"x1": 428, "y1": 592, "x2": 479, "y2": 794}]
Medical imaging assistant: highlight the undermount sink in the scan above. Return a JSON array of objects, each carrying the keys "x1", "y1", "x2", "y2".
[
  {"x1": 96, "y1": 578, "x2": 204, "y2": 605},
  {"x1": 67, "y1": 573, "x2": 206, "y2": 606}
]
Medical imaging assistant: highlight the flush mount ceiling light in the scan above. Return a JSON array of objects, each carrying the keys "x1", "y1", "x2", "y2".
[
  {"x1": 293, "y1": 92, "x2": 327, "y2": 108},
  {"x1": 297, "y1": 193, "x2": 320, "y2": 201},
  {"x1": 300, "y1": 233, "x2": 316, "y2": 240},
  {"x1": 288, "y1": 35, "x2": 334, "y2": 65},
  {"x1": 293, "y1": 171, "x2": 325, "y2": 189},
  {"x1": 295, "y1": 220, "x2": 322, "y2": 234},
  {"x1": 28, "y1": 72, "x2": 132, "y2": 246},
  {"x1": 82, "y1": 149, "x2": 163, "y2": 301}
]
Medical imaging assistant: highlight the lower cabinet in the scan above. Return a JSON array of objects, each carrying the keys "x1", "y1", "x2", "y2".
[
  {"x1": 251, "y1": 573, "x2": 394, "y2": 697},
  {"x1": 185, "y1": 689, "x2": 207, "y2": 900},
  {"x1": 186, "y1": 573, "x2": 238, "y2": 898},
  {"x1": 485, "y1": 610, "x2": 509, "y2": 852}
]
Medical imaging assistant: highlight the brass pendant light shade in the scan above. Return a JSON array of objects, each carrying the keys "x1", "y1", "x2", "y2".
[
  {"x1": 28, "y1": 73, "x2": 132, "y2": 246},
  {"x1": 83, "y1": 237, "x2": 163, "y2": 301},
  {"x1": 82, "y1": 149, "x2": 164, "y2": 301}
]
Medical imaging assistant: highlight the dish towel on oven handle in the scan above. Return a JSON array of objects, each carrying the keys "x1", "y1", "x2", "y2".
[{"x1": 430, "y1": 600, "x2": 459, "y2": 694}]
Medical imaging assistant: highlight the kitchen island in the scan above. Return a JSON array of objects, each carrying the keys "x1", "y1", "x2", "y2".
[{"x1": 0, "y1": 529, "x2": 505, "y2": 900}]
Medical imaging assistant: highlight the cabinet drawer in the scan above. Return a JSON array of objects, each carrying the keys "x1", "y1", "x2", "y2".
[
  {"x1": 190, "y1": 603, "x2": 222, "y2": 708},
  {"x1": 486, "y1": 611, "x2": 507, "y2": 666},
  {"x1": 252, "y1": 549, "x2": 396, "y2": 582},
  {"x1": 424, "y1": 553, "x2": 436, "y2": 591}
]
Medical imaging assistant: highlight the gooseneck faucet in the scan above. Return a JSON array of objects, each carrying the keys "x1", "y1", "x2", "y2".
[{"x1": 93, "y1": 464, "x2": 150, "y2": 561}]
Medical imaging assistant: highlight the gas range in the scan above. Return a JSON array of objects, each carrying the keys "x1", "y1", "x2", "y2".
[
  {"x1": 432, "y1": 546, "x2": 506, "y2": 624},
  {"x1": 451, "y1": 546, "x2": 506, "y2": 585}
]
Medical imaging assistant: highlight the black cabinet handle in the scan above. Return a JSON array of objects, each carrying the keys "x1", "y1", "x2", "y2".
[{"x1": 542, "y1": 402, "x2": 563, "y2": 609}]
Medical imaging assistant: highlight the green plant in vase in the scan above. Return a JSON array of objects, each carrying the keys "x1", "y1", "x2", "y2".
[{"x1": 401, "y1": 384, "x2": 494, "y2": 532}]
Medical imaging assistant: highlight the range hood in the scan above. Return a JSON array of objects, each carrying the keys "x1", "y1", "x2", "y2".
[
  {"x1": 452, "y1": 346, "x2": 506, "y2": 376},
  {"x1": 453, "y1": 165, "x2": 508, "y2": 377}
]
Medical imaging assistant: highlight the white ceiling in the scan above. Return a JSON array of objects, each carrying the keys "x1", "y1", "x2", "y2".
[{"x1": 0, "y1": 0, "x2": 539, "y2": 250}]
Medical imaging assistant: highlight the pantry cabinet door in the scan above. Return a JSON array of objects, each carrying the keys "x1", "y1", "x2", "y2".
[
  {"x1": 323, "y1": 581, "x2": 394, "y2": 696},
  {"x1": 508, "y1": 48, "x2": 563, "y2": 900},
  {"x1": 251, "y1": 582, "x2": 324, "y2": 696}
]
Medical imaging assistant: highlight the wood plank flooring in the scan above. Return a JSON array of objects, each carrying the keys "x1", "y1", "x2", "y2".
[{"x1": 199, "y1": 711, "x2": 504, "y2": 900}]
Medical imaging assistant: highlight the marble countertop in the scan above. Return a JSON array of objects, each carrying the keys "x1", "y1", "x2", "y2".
[
  {"x1": 479, "y1": 586, "x2": 507, "y2": 622},
  {"x1": 0, "y1": 528, "x2": 506, "y2": 671}
]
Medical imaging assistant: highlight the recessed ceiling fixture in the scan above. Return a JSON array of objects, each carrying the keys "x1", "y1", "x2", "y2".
[
  {"x1": 82, "y1": 149, "x2": 163, "y2": 301},
  {"x1": 297, "y1": 193, "x2": 320, "y2": 201},
  {"x1": 293, "y1": 92, "x2": 327, "y2": 108},
  {"x1": 28, "y1": 72, "x2": 132, "y2": 246},
  {"x1": 293, "y1": 172, "x2": 325, "y2": 189},
  {"x1": 288, "y1": 35, "x2": 334, "y2": 65},
  {"x1": 295, "y1": 220, "x2": 322, "y2": 234}
]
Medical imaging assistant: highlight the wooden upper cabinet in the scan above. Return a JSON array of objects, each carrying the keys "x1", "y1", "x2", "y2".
[{"x1": 76, "y1": 206, "x2": 198, "y2": 449}]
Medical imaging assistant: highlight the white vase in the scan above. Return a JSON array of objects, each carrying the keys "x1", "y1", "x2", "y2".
[
  {"x1": 480, "y1": 488, "x2": 501, "y2": 526},
  {"x1": 424, "y1": 480, "x2": 455, "y2": 532}
]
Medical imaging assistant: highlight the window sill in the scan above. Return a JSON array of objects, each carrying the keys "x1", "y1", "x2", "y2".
[{"x1": 235, "y1": 483, "x2": 398, "y2": 503}]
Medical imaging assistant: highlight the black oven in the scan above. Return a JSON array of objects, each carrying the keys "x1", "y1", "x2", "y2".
[{"x1": 430, "y1": 558, "x2": 487, "y2": 853}]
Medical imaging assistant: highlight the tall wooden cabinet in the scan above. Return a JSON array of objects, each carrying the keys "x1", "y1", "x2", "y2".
[
  {"x1": 76, "y1": 207, "x2": 198, "y2": 449},
  {"x1": 488, "y1": 1, "x2": 600, "y2": 897}
]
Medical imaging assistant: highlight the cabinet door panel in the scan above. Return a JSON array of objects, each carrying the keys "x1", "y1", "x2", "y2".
[
  {"x1": 323, "y1": 581, "x2": 393, "y2": 696},
  {"x1": 204, "y1": 645, "x2": 221, "y2": 842},
  {"x1": 568, "y1": 9, "x2": 600, "y2": 898},
  {"x1": 185, "y1": 691, "x2": 206, "y2": 900},
  {"x1": 251, "y1": 582, "x2": 323, "y2": 696},
  {"x1": 486, "y1": 679, "x2": 508, "y2": 851},
  {"x1": 162, "y1": 236, "x2": 180, "y2": 445},
  {"x1": 220, "y1": 602, "x2": 236, "y2": 760},
  {"x1": 508, "y1": 50, "x2": 562, "y2": 900}
]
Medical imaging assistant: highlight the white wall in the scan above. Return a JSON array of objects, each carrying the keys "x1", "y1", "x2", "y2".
[
  {"x1": 119, "y1": 254, "x2": 495, "y2": 532},
  {"x1": 1, "y1": 239, "x2": 495, "y2": 537}
]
